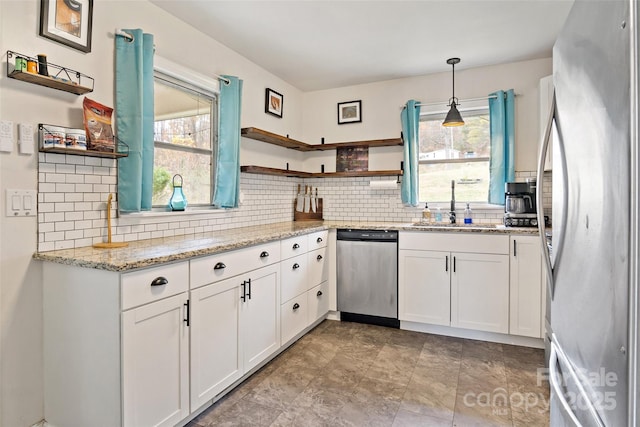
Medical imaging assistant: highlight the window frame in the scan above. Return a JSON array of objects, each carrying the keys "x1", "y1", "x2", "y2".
[
  {"x1": 418, "y1": 99, "x2": 501, "y2": 209},
  {"x1": 150, "y1": 57, "x2": 220, "y2": 211}
]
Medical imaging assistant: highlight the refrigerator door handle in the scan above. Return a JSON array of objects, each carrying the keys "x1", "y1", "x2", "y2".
[
  {"x1": 551, "y1": 335, "x2": 606, "y2": 427},
  {"x1": 537, "y1": 89, "x2": 556, "y2": 299}
]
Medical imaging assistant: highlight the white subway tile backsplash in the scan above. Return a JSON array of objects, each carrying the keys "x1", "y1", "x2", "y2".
[{"x1": 37, "y1": 152, "x2": 554, "y2": 251}]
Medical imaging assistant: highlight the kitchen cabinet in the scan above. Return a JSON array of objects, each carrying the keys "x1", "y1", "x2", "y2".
[
  {"x1": 398, "y1": 232, "x2": 510, "y2": 334},
  {"x1": 190, "y1": 244, "x2": 281, "y2": 410},
  {"x1": 539, "y1": 74, "x2": 555, "y2": 171},
  {"x1": 450, "y1": 252, "x2": 509, "y2": 334},
  {"x1": 122, "y1": 293, "x2": 189, "y2": 427},
  {"x1": 280, "y1": 230, "x2": 329, "y2": 344},
  {"x1": 43, "y1": 261, "x2": 190, "y2": 427},
  {"x1": 509, "y1": 235, "x2": 543, "y2": 338}
]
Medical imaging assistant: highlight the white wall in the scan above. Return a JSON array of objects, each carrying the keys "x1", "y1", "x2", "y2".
[
  {"x1": 0, "y1": 1, "x2": 303, "y2": 426},
  {"x1": 300, "y1": 58, "x2": 552, "y2": 173}
]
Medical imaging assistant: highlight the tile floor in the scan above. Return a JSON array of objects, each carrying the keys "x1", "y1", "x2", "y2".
[{"x1": 188, "y1": 320, "x2": 549, "y2": 427}]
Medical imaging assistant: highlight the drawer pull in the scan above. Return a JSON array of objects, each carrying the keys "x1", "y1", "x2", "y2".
[
  {"x1": 317, "y1": 237, "x2": 323, "y2": 243},
  {"x1": 260, "y1": 251, "x2": 269, "y2": 258},
  {"x1": 293, "y1": 263, "x2": 300, "y2": 270},
  {"x1": 293, "y1": 243, "x2": 300, "y2": 249},
  {"x1": 240, "y1": 281, "x2": 247, "y2": 302},
  {"x1": 150, "y1": 276, "x2": 168, "y2": 287},
  {"x1": 317, "y1": 290, "x2": 323, "y2": 297},
  {"x1": 317, "y1": 254, "x2": 323, "y2": 261},
  {"x1": 293, "y1": 303, "x2": 300, "y2": 310},
  {"x1": 214, "y1": 262, "x2": 226, "y2": 270},
  {"x1": 247, "y1": 278, "x2": 252, "y2": 300}
]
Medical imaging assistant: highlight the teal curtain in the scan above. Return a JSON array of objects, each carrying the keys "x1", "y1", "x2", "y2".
[
  {"x1": 116, "y1": 29, "x2": 155, "y2": 212},
  {"x1": 488, "y1": 89, "x2": 515, "y2": 205},
  {"x1": 400, "y1": 100, "x2": 421, "y2": 206},
  {"x1": 213, "y1": 75, "x2": 243, "y2": 208}
]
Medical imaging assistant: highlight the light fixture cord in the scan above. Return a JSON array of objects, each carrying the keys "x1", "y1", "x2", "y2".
[{"x1": 451, "y1": 62, "x2": 456, "y2": 106}]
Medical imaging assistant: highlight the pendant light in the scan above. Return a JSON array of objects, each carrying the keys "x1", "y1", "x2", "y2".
[{"x1": 443, "y1": 57, "x2": 464, "y2": 127}]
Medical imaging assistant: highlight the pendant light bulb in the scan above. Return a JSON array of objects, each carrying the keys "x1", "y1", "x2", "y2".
[{"x1": 443, "y1": 57, "x2": 464, "y2": 127}]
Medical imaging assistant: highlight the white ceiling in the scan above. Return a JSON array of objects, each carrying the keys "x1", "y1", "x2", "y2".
[{"x1": 150, "y1": 0, "x2": 574, "y2": 92}]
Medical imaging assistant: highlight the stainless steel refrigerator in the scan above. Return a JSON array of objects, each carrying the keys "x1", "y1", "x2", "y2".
[{"x1": 536, "y1": 0, "x2": 639, "y2": 425}]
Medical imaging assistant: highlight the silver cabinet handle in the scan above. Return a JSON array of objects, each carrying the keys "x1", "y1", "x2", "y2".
[{"x1": 151, "y1": 276, "x2": 168, "y2": 286}]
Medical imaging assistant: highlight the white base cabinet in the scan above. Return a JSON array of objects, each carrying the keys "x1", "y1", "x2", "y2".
[
  {"x1": 399, "y1": 232, "x2": 510, "y2": 334},
  {"x1": 122, "y1": 293, "x2": 190, "y2": 427},
  {"x1": 509, "y1": 235, "x2": 543, "y2": 338}
]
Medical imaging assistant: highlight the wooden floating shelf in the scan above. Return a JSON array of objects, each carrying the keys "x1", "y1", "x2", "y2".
[
  {"x1": 241, "y1": 165, "x2": 403, "y2": 178},
  {"x1": 39, "y1": 147, "x2": 128, "y2": 159},
  {"x1": 8, "y1": 70, "x2": 93, "y2": 95},
  {"x1": 241, "y1": 127, "x2": 402, "y2": 152}
]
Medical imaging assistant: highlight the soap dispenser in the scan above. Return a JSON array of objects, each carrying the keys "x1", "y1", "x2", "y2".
[
  {"x1": 464, "y1": 203, "x2": 473, "y2": 224},
  {"x1": 422, "y1": 202, "x2": 431, "y2": 224}
]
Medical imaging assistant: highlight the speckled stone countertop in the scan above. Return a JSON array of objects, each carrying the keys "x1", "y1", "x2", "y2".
[{"x1": 34, "y1": 220, "x2": 539, "y2": 272}]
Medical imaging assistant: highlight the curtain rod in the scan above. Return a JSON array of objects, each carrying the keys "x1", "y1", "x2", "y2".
[{"x1": 115, "y1": 29, "x2": 231, "y2": 85}]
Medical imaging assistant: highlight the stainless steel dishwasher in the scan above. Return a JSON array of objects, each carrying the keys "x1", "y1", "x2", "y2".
[{"x1": 336, "y1": 229, "x2": 399, "y2": 328}]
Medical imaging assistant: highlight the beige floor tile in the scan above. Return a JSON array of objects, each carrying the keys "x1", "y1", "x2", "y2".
[{"x1": 392, "y1": 408, "x2": 454, "y2": 427}]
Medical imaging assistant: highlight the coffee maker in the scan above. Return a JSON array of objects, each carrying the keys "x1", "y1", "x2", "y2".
[{"x1": 504, "y1": 180, "x2": 538, "y2": 227}]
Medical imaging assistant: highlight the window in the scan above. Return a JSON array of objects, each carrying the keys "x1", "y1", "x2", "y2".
[
  {"x1": 418, "y1": 108, "x2": 490, "y2": 204},
  {"x1": 152, "y1": 72, "x2": 217, "y2": 207}
]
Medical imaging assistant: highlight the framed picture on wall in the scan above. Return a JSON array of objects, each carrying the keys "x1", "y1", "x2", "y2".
[
  {"x1": 39, "y1": 0, "x2": 94, "y2": 53},
  {"x1": 265, "y1": 88, "x2": 283, "y2": 118},
  {"x1": 337, "y1": 100, "x2": 362, "y2": 124}
]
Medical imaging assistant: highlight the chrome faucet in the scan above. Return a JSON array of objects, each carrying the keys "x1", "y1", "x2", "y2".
[{"x1": 450, "y1": 180, "x2": 456, "y2": 224}]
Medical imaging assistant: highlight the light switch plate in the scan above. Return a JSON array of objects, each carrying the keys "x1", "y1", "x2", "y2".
[{"x1": 5, "y1": 189, "x2": 37, "y2": 217}]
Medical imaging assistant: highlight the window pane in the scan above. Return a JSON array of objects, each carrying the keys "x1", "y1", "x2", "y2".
[
  {"x1": 153, "y1": 147, "x2": 211, "y2": 206},
  {"x1": 419, "y1": 161, "x2": 490, "y2": 203},
  {"x1": 419, "y1": 110, "x2": 491, "y2": 203}
]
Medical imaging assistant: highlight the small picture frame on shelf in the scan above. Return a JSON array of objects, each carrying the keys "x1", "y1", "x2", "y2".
[
  {"x1": 337, "y1": 100, "x2": 362, "y2": 125},
  {"x1": 265, "y1": 88, "x2": 283, "y2": 118},
  {"x1": 39, "y1": 0, "x2": 93, "y2": 53}
]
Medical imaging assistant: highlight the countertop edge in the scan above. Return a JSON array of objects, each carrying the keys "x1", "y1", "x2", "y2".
[{"x1": 34, "y1": 221, "x2": 541, "y2": 272}]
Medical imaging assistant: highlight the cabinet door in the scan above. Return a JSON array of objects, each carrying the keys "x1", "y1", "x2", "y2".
[
  {"x1": 509, "y1": 235, "x2": 543, "y2": 338},
  {"x1": 451, "y1": 253, "x2": 509, "y2": 334},
  {"x1": 122, "y1": 293, "x2": 189, "y2": 427},
  {"x1": 190, "y1": 278, "x2": 242, "y2": 411},
  {"x1": 398, "y1": 250, "x2": 451, "y2": 326},
  {"x1": 241, "y1": 263, "x2": 280, "y2": 372}
]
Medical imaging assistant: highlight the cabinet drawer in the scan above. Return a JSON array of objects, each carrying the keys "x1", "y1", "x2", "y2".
[
  {"x1": 121, "y1": 262, "x2": 189, "y2": 310},
  {"x1": 399, "y1": 231, "x2": 509, "y2": 254},
  {"x1": 308, "y1": 247, "x2": 328, "y2": 288},
  {"x1": 280, "y1": 236, "x2": 308, "y2": 260},
  {"x1": 281, "y1": 293, "x2": 308, "y2": 344},
  {"x1": 308, "y1": 281, "x2": 329, "y2": 325},
  {"x1": 307, "y1": 230, "x2": 328, "y2": 250},
  {"x1": 281, "y1": 253, "x2": 308, "y2": 303},
  {"x1": 190, "y1": 241, "x2": 280, "y2": 289}
]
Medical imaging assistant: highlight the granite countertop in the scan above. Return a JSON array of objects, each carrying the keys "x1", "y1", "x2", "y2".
[{"x1": 34, "y1": 220, "x2": 540, "y2": 272}]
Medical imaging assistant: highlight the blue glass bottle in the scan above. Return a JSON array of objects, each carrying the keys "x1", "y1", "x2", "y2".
[{"x1": 169, "y1": 174, "x2": 187, "y2": 211}]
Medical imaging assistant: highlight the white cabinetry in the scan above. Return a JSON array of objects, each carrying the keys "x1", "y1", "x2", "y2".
[
  {"x1": 280, "y1": 230, "x2": 329, "y2": 344},
  {"x1": 189, "y1": 243, "x2": 280, "y2": 411},
  {"x1": 509, "y1": 235, "x2": 543, "y2": 338},
  {"x1": 539, "y1": 74, "x2": 555, "y2": 171},
  {"x1": 43, "y1": 261, "x2": 190, "y2": 427},
  {"x1": 399, "y1": 232, "x2": 510, "y2": 334}
]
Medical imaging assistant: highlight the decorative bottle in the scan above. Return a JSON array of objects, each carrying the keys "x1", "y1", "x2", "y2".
[
  {"x1": 464, "y1": 203, "x2": 473, "y2": 224},
  {"x1": 422, "y1": 202, "x2": 431, "y2": 223}
]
